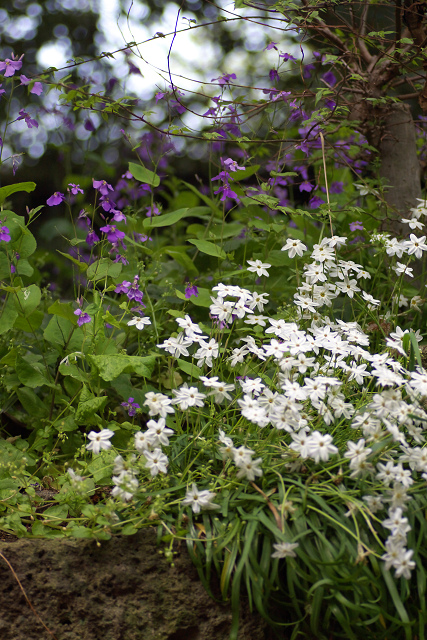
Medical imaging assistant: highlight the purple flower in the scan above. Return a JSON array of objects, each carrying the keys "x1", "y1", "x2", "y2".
[
  {"x1": 0, "y1": 226, "x2": 11, "y2": 242},
  {"x1": 213, "y1": 184, "x2": 240, "y2": 203},
  {"x1": 170, "y1": 99, "x2": 186, "y2": 115},
  {"x1": 0, "y1": 54, "x2": 23, "y2": 77},
  {"x1": 330, "y1": 181, "x2": 344, "y2": 194},
  {"x1": 303, "y1": 63, "x2": 315, "y2": 79},
  {"x1": 211, "y1": 73, "x2": 237, "y2": 86},
  {"x1": 86, "y1": 230, "x2": 100, "y2": 246},
  {"x1": 17, "y1": 109, "x2": 38, "y2": 129},
  {"x1": 308, "y1": 195, "x2": 325, "y2": 208},
  {"x1": 112, "y1": 210, "x2": 126, "y2": 223},
  {"x1": 264, "y1": 42, "x2": 278, "y2": 51},
  {"x1": 349, "y1": 221, "x2": 364, "y2": 231},
  {"x1": 47, "y1": 192, "x2": 65, "y2": 206},
  {"x1": 115, "y1": 275, "x2": 143, "y2": 304},
  {"x1": 155, "y1": 91, "x2": 167, "y2": 103},
  {"x1": 322, "y1": 71, "x2": 337, "y2": 86},
  {"x1": 299, "y1": 181, "x2": 314, "y2": 193},
  {"x1": 68, "y1": 183, "x2": 84, "y2": 195},
  {"x1": 269, "y1": 69, "x2": 280, "y2": 82},
  {"x1": 84, "y1": 119, "x2": 95, "y2": 132},
  {"x1": 100, "y1": 224, "x2": 125, "y2": 243},
  {"x1": 21, "y1": 76, "x2": 43, "y2": 95},
  {"x1": 74, "y1": 308, "x2": 91, "y2": 327},
  {"x1": 223, "y1": 157, "x2": 245, "y2": 172},
  {"x1": 31, "y1": 82, "x2": 43, "y2": 96},
  {"x1": 279, "y1": 52, "x2": 297, "y2": 63},
  {"x1": 93, "y1": 179, "x2": 114, "y2": 196},
  {"x1": 185, "y1": 284, "x2": 199, "y2": 299},
  {"x1": 121, "y1": 397, "x2": 140, "y2": 417},
  {"x1": 146, "y1": 204, "x2": 160, "y2": 217}
]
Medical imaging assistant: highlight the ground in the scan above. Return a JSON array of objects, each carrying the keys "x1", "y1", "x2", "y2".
[{"x1": 0, "y1": 529, "x2": 276, "y2": 640}]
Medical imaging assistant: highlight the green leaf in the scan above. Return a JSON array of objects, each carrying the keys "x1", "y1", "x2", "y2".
[
  {"x1": 176, "y1": 358, "x2": 202, "y2": 378},
  {"x1": 0, "y1": 182, "x2": 36, "y2": 205},
  {"x1": 16, "y1": 259, "x2": 34, "y2": 276},
  {"x1": 128, "y1": 161, "x2": 160, "y2": 187},
  {"x1": 59, "y1": 362, "x2": 88, "y2": 383},
  {"x1": 175, "y1": 287, "x2": 212, "y2": 307},
  {"x1": 16, "y1": 355, "x2": 51, "y2": 388},
  {"x1": 57, "y1": 251, "x2": 88, "y2": 272},
  {"x1": 43, "y1": 315, "x2": 81, "y2": 350},
  {"x1": 187, "y1": 239, "x2": 226, "y2": 259},
  {"x1": 0, "y1": 302, "x2": 18, "y2": 335},
  {"x1": 88, "y1": 354, "x2": 156, "y2": 381},
  {"x1": 230, "y1": 165, "x2": 260, "y2": 181},
  {"x1": 86, "y1": 258, "x2": 123, "y2": 281},
  {"x1": 75, "y1": 394, "x2": 109, "y2": 423},
  {"x1": 13, "y1": 284, "x2": 41, "y2": 316},
  {"x1": 142, "y1": 206, "x2": 210, "y2": 229},
  {"x1": 13, "y1": 310, "x2": 44, "y2": 332},
  {"x1": 163, "y1": 246, "x2": 198, "y2": 275},
  {"x1": 16, "y1": 387, "x2": 49, "y2": 418},
  {"x1": 47, "y1": 300, "x2": 78, "y2": 325}
]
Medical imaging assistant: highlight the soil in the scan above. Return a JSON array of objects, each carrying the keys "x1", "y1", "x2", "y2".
[{"x1": 0, "y1": 529, "x2": 277, "y2": 640}]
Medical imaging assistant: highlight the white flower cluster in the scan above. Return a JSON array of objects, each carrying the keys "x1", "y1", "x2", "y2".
[{"x1": 218, "y1": 429, "x2": 263, "y2": 481}]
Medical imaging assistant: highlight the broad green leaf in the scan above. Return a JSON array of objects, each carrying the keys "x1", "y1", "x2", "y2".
[
  {"x1": 128, "y1": 161, "x2": 160, "y2": 187},
  {"x1": 0, "y1": 182, "x2": 36, "y2": 205},
  {"x1": 75, "y1": 394, "x2": 109, "y2": 423},
  {"x1": 142, "y1": 206, "x2": 210, "y2": 229},
  {"x1": 0, "y1": 253, "x2": 10, "y2": 279},
  {"x1": 163, "y1": 246, "x2": 198, "y2": 275},
  {"x1": 175, "y1": 287, "x2": 212, "y2": 307},
  {"x1": 13, "y1": 284, "x2": 41, "y2": 316},
  {"x1": 187, "y1": 238, "x2": 226, "y2": 259},
  {"x1": 16, "y1": 387, "x2": 49, "y2": 418},
  {"x1": 42, "y1": 504, "x2": 69, "y2": 520},
  {"x1": 230, "y1": 164, "x2": 260, "y2": 181},
  {"x1": 48, "y1": 300, "x2": 78, "y2": 325},
  {"x1": 43, "y1": 315, "x2": 82, "y2": 351},
  {"x1": 16, "y1": 259, "x2": 34, "y2": 276},
  {"x1": 59, "y1": 362, "x2": 88, "y2": 383},
  {"x1": 86, "y1": 258, "x2": 122, "y2": 281},
  {"x1": 16, "y1": 355, "x2": 51, "y2": 388},
  {"x1": 88, "y1": 354, "x2": 156, "y2": 381},
  {"x1": 13, "y1": 310, "x2": 44, "y2": 332},
  {"x1": 0, "y1": 302, "x2": 18, "y2": 335},
  {"x1": 176, "y1": 358, "x2": 202, "y2": 378}
]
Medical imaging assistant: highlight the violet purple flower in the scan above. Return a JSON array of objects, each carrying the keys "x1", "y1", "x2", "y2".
[
  {"x1": 0, "y1": 226, "x2": 11, "y2": 242},
  {"x1": 17, "y1": 109, "x2": 38, "y2": 128},
  {"x1": 86, "y1": 230, "x2": 100, "y2": 246},
  {"x1": 74, "y1": 308, "x2": 91, "y2": 327},
  {"x1": 0, "y1": 54, "x2": 23, "y2": 77},
  {"x1": 47, "y1": 192, "x2": 65, "y2": 206},
  {"x1": 68, "y1": 183, "x2": 84, "y2": 195},
  {"x1": 211, "y1": 73, "x2": 237, "y2": 85},
  {"x1": 185, "y1": 284, "x2": 199, "y2": 299},
  {"x1": 93, "y1": 179, "x2": 114, "y2": 196},
  {"x1": 121, "y1": 397, "x2": 140, "y2": 417},
  {"x1": 100, "y1": 224, "x2": 125, "y2": 243},
  {"x1": 350, "y1": 221, "x2": 364, "y2": 231}
]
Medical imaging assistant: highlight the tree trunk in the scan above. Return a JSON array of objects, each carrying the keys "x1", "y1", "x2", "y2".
[{"x1": 377, "y1": 102, "x2": 422, "y2": 235}]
